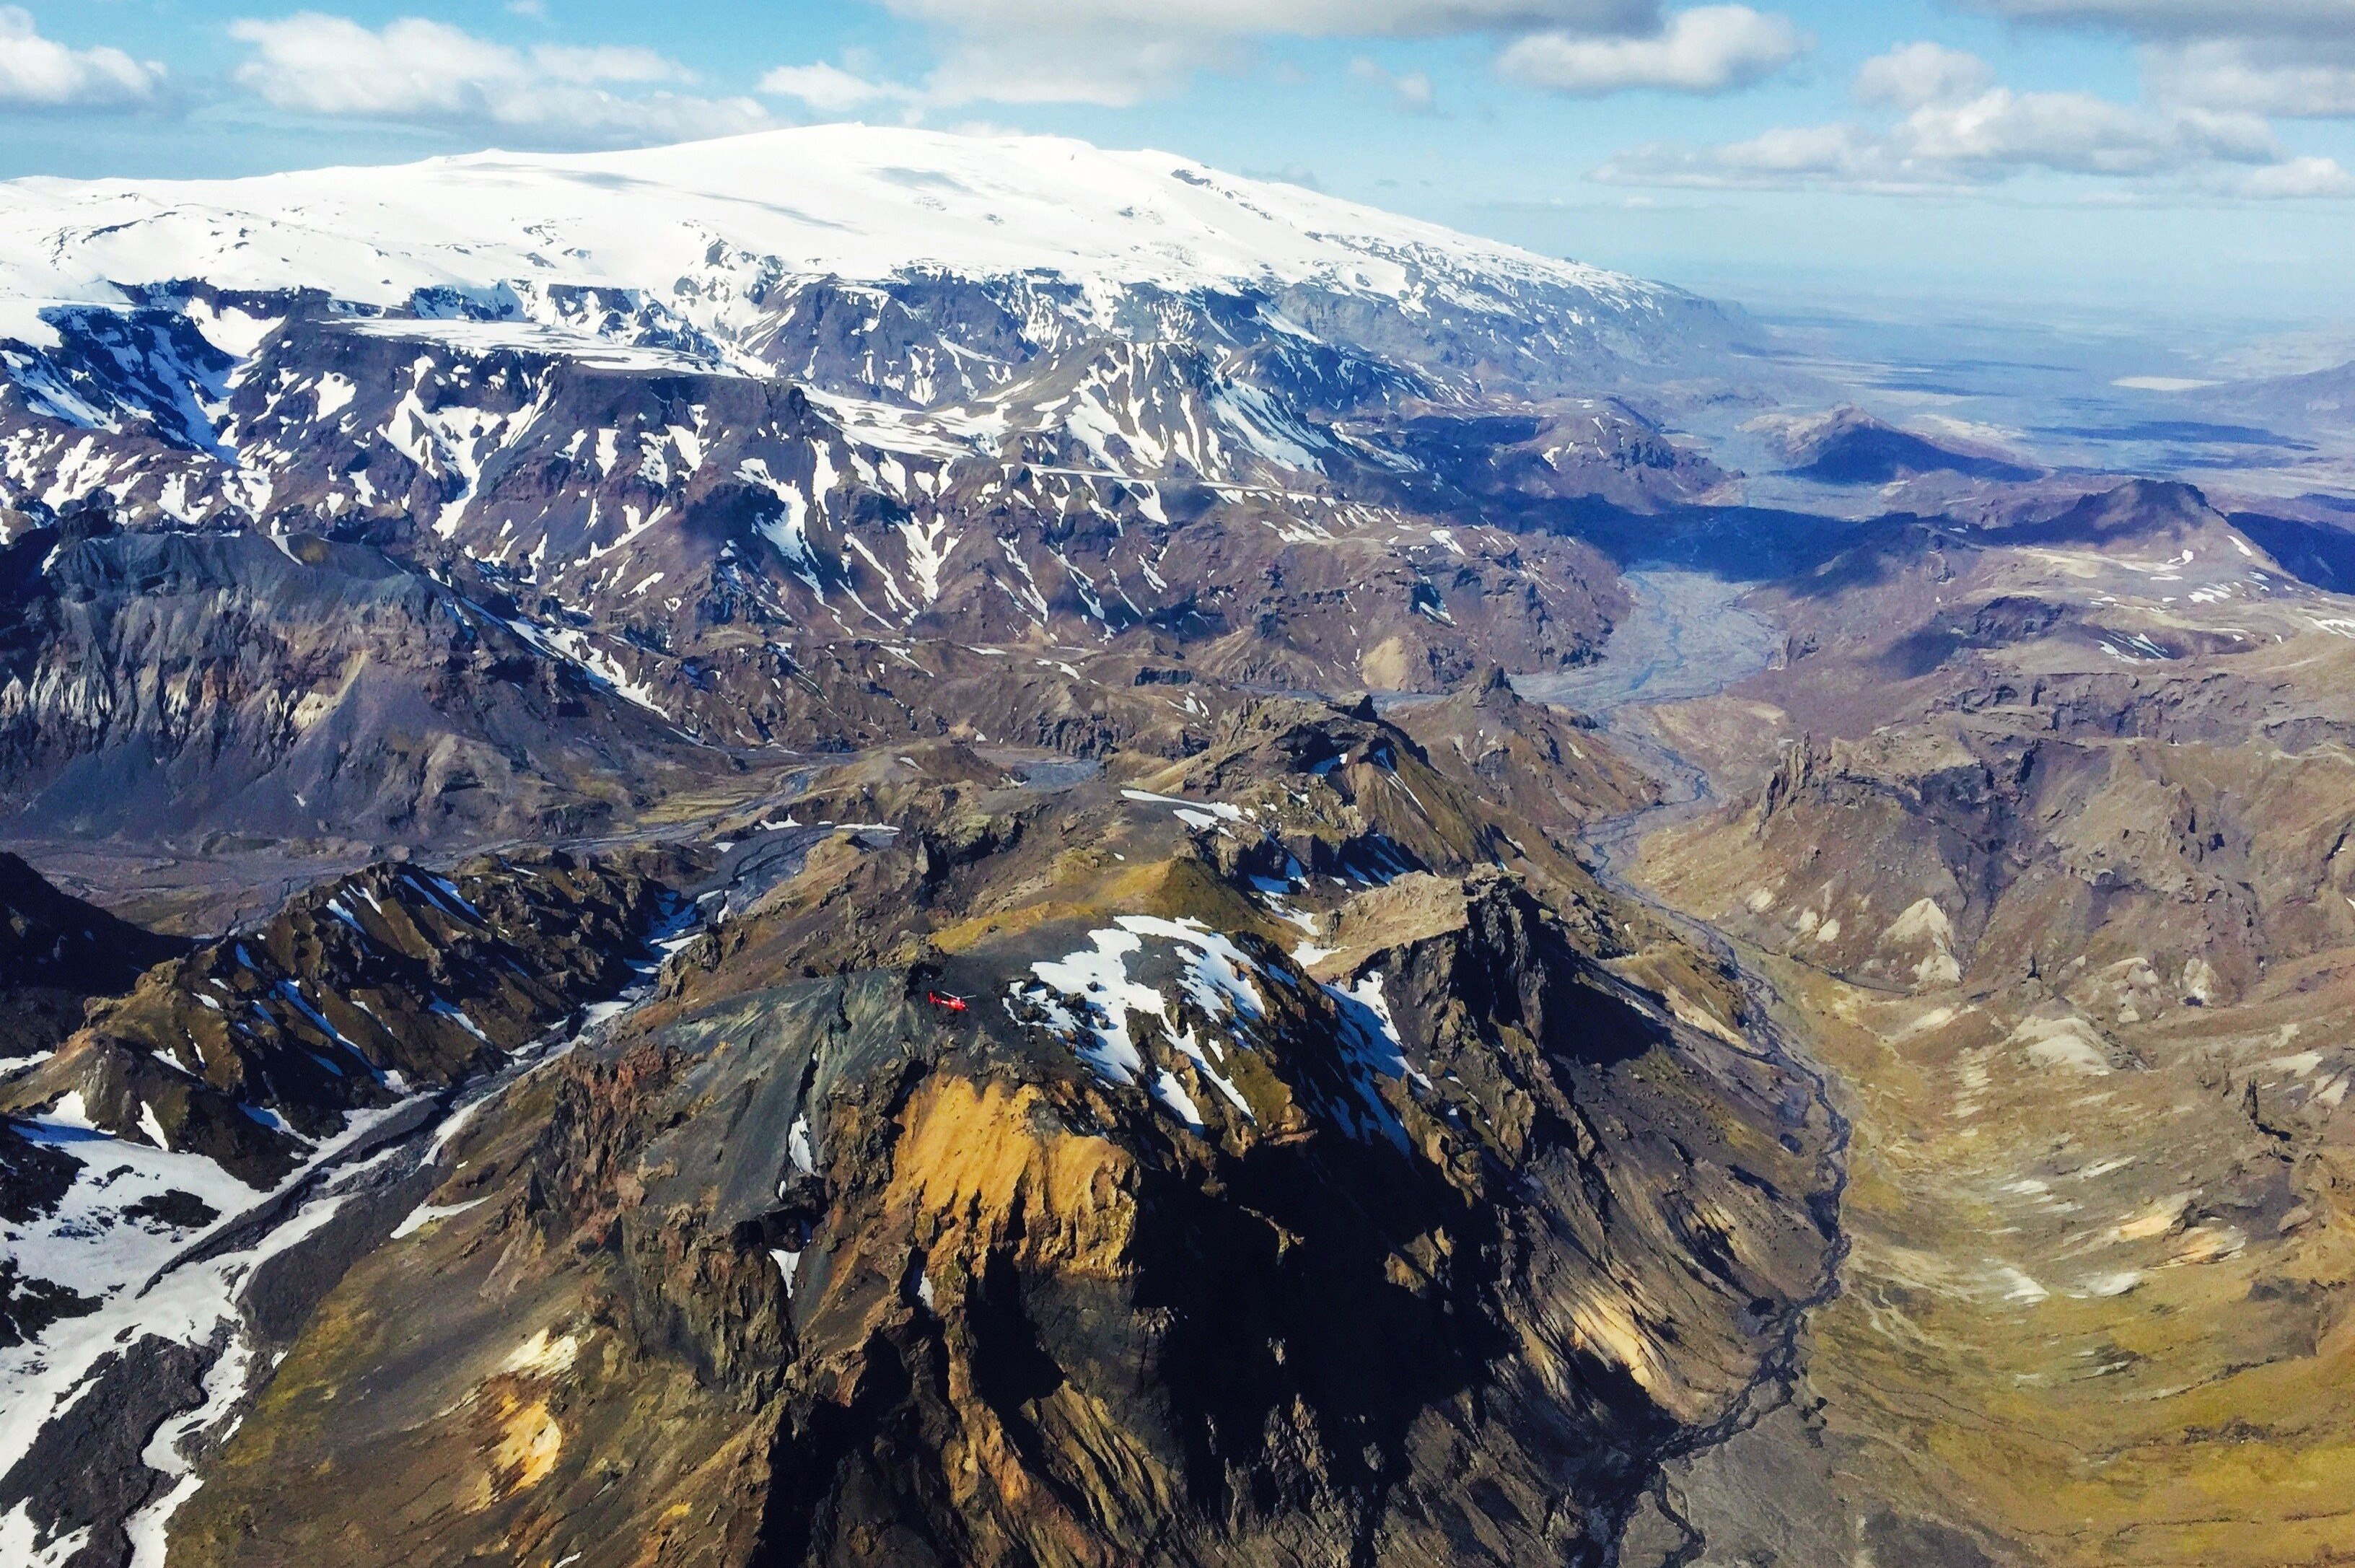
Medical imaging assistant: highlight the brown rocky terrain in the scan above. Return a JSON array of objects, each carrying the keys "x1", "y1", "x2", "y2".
[
  {"x1": 18, "y1": 457, "x2": 2355, "y2": 1568},
  {"x1": 6, "y1": 128, "x2": 2355, "y2": 1568},
  {"x1": 134, "y1": 698, "x2": 1839, "y2": 1568},
  {"x1": 0, "y1": 846, "x2": 702, "y2": 1565},
  {"x1": 1615, "y1": 480, "x2": 2355, "y2": 1567},
  {"x1": 0, "y1": 514, "x2": 720, "y2": 849}
]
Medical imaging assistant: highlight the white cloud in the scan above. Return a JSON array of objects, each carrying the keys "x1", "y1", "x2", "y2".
[
  {"x1": 2144, "y1": 38, "x2": 2355, "y2": 118},
  {"x1": 917, "y1": 27, "x2": 1230, "y2": 108},
  {"x1": 1599, "y1": 121, "x2": 1892, "y2": 186},
  {"x1": 2206, "y1": 154, "x2": 2355, "y2": 198},
  {"x1": 0, "y1": 6, "x2": 165, "y2": 110},
  {"x1": 1498, "y1": 6, "x2": 1807, "y2": 96},
  {"x1": 1350, "y1": 57, "x2": 1438, "y2": 112},
  {"x1": 1964, "y1": 1, "x2": 2355, "y2": 40},
  {"x1": 1907, "y1": 90, "x2": 2274, "y2": 174},
  {"x1": 1985, "y1": 0, "x2": 2355, "y2": 121},
  {"x1": 1595, "y1": 45, "x2": 2333, "y2": 197},
  {"x1": 530, "y1": 45, "x2": 690, "y2": 87},
  {"x1": 878, "y1": 0, "x2": 1659, "y2": 38},
  {"x1": 228, "y1": 13, "x2": 770, "y2": 145},
  {"x1": 759, "y1": 62, "x2": 921, "y2": 115},
  {"x1": 861, "y1": 0, "x2": 1810, "y2": 106},
  {"x1": 1854, "y1": 42, "x2": 1994, "y2": 109}
]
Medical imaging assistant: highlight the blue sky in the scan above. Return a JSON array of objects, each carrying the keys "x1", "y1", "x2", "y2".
[{"x1": 5, "y1": 0, "x2": 2354, "y2": 324}]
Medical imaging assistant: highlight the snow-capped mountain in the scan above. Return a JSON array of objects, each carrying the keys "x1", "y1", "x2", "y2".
[
  {"x1": 0, "y1": 126, "x2": 1739, "y2": 828},
  {"x1": 0, "y1": 126, "x2": 1714, "y2": 362}
]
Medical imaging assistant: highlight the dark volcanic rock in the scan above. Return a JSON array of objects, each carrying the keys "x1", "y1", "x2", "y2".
[
  {"x1": 1776, "y1": 406, "x2": 2040, "y2": 486},
  {"x1": 0, "y1": 1113, "x2": 79, "y2": 1223},
  {"x1": 0, "y1": 849, "x2": 685, "y2": 1183},
  {"x1": 0, "y1": 851, "x2": 190, "y2": 1059},
  {"x1": 0, "y1": 1253, "x2": 97, "y2": 1348},
  {"x1": 0, "y1": 1333, "x2": 213, "y2": 1567}
]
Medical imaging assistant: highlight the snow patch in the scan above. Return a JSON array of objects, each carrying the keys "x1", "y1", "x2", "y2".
[
  {"x1": 389, "y1": 1195, "x2": 491, "y2": 1240},
  {"x1": 1121, "y1": 787, "x2": 1244, "y2": 822}
]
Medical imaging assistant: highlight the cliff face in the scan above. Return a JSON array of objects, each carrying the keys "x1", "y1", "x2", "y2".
[
  {"x1": 157, "y1": 703, "x2": 1836, "y2": 1568},
  {"x1": 0, "y1": 522, "x2": 711, "y2": 849}
]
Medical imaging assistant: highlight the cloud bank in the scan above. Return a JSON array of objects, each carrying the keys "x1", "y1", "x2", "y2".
[
  {"x1": 1498, "y1": 6, "x2": 1807, "y2": 97},
  {"x1": 228, "y1": 12, "x2": 770, "y2": 144},
  {"x1": 0, "y1": 6, "x2": 165, "y2": 110},
  {"x1": 1595, "y1": 41, "x2": 2351, "y2": 198},
  {"x1": 760, "y1": 0, "x2": 1806, "y2": 110}
]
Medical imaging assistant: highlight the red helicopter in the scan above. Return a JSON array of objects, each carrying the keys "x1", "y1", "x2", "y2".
[{"x1": 926, "y1": 991, "x2": 970, "y2": 1014}]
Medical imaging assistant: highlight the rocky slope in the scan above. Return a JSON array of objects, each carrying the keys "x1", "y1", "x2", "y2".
[
  {"x1": 0, "y1": 846, "x2": 695, "y2": 1567},
  {"x1": 1754, "y1": 406, "x2": 2040, "y2": 488},
  {"x1": 1, "y1": 850, "x2": 680, "y2": 1182},
  {"x1": 0, "y1": 510, "x2": 721, "y2": 849},
  {"x1": 149, "y1": 698, "x2": 1838, "y2": 1568}
]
